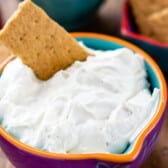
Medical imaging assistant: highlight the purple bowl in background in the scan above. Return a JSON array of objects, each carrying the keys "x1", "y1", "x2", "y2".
[
  {"x1": 121, "y1": 0, "x2": 168, "y2": 77},
  {"x1": 0, "y1": 13, "x2": 2, "y2": 29}
]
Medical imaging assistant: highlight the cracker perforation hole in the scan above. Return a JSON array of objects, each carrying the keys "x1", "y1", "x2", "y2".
[
  {"x1": 35, "y1": 36, "x2": 39, "y2": 40},
  {"x1": 34, "y1": 19, "x2": 39, "y2": 23}
]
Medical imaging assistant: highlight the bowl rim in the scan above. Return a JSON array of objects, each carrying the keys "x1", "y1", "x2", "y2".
[
  {"x1": 0, "y1": 32, "x2": 167, "y2": 163},
  {"x1": 121, "y1": 0, "x2": 168, "y2": 48}
]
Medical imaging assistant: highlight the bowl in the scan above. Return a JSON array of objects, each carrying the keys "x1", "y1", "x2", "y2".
[
  {"x1": 0, "y1": 13, "x2": 2, "y2": 29},
  {"x1": 0, "y1": 32, "x2": 167, "y2": 168},
  {"x1": 121, "y1": 0, "x2": 168, "y2": 76},
  {"x1": 19, "y1": 0, "x2": 102, "y2": 31}
]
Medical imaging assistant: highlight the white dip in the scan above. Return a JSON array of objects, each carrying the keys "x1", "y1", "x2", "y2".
[{"x1": 0, "y1": 47, "x2": 160, "y2": 154}]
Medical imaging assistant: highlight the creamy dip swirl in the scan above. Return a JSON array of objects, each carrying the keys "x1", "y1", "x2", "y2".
[{"x1": 0, "y1": 47, "x2": 159, "y2": 154}]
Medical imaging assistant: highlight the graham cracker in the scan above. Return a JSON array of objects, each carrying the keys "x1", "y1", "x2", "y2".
[
  {"x1": 129, "y1": 0, "x2": 168, "y2": 16},
  {"x1": 148, "y1": 8, "x2": 168, "y2": 43},
  {"x1": 0, "y1": 0, "x2": 89, "y2": 80},
  {"x1": 129, "y1": 0, "x2": 168, "y2": 43}
]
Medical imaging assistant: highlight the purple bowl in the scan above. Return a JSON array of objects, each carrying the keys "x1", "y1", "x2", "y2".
[
  {"x1": 121, "y1": 0, "x2": 168, "y2": 76},
  {"x1": 0, "y1": 14, "x2": 2, "y2": 29},
  {"x1": 0, "y1": 33, "x2": 167, "y2": 168}
]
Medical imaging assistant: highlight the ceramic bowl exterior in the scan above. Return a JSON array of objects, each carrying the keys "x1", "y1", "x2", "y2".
[{"x1": 0, "y1": 33, "x2": 167, "y2": 168}]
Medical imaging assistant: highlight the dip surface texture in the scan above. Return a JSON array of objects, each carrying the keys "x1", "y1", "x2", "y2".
[{"x1": 0, "y1": 47, "x2": 159, "y2": 154}]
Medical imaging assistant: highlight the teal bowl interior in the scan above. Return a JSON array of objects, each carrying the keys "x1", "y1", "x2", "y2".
[{"x1": 76, "y1": 37, "x2": 160, "y2": 154}]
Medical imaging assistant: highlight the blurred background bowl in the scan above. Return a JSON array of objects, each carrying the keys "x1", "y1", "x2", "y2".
[
  {"x1": 20, "y1": 0, "x2": 103, "y2": 31},
  {"x1": 121, "y1": 0, "x2": 168, "y2": 77},
  {"x1": 0, "y1": 32, "x2": 167, "y2": 168}
]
